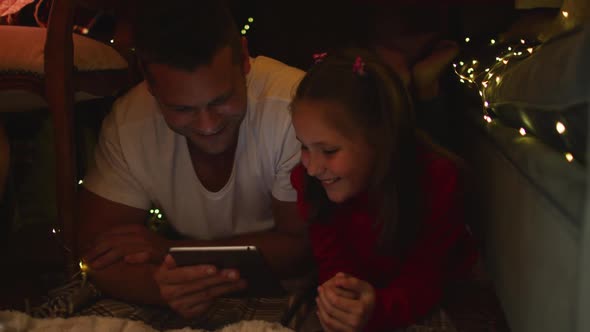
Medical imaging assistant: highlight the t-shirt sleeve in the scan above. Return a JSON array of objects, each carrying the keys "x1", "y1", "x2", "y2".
[
  {"x1": 82, "y1": 110, "x2": 151, "y2": 210},
  {"x1": 271, "y1": 117, "x2": 301, "y2": 202}
]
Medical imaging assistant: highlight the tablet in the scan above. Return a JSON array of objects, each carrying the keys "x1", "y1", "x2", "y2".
[{"x1": 168, "y1": 245, "x2": 286, "y2": 297}]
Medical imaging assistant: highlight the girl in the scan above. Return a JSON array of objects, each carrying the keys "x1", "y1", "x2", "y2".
[{"x1": 290, "y1": 49, "x2": 478, "y2": 331}]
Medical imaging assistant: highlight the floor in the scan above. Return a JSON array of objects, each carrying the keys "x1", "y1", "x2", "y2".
[{"x1": 0, "y1": 224, "x2": 68, "y2": 312}]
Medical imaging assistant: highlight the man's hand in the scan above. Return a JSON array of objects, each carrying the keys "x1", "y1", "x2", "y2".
[
  {"x1": 154, "y1": 255, "x2": 247, "y2": 319},
  {"x1": 316, "y1": 272, "x2": 376, "y2": 332},
  {"x1": 83, "y1": 224, "x2": 171, "y2": 270}
]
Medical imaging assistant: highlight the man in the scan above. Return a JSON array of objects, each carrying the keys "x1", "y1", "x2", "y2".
[{"x1": 77, "y1": 0, "x2": 309, "y2": 319}]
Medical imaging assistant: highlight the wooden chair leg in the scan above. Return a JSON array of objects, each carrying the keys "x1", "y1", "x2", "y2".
[{"x1": 0, "y1": 119, "x2": 10, "y2": 202}]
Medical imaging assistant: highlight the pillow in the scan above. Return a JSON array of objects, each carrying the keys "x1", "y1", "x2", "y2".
[
  {"x1": 0, "y1": 25, "x2": 129, "y2": 111},
  {"x1": 0, "y1": 25, "x2": 127, "y2": 73},
  {"x1": 456, "y1": 22, "x2": 590, "y2": 226}
]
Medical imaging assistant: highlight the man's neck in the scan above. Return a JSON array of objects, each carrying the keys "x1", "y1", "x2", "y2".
[{"x1": 187, "y1": 139, "x2": 238, "y2": 192}]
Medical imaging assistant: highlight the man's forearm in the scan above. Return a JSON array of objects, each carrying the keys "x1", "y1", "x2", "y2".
[
  {"x1": 90, "y1": 262, "x2": 165, "y2": 305},
  {"x1": 172, "y1": 231, "x2": 312, "y2": 278}
]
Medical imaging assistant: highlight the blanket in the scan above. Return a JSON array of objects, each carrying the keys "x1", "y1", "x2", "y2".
[{"x1": 0, "y1": 310, "x2": 294, "y2": 332}]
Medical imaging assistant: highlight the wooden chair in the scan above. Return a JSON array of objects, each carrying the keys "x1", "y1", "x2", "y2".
[{"x1": 0, "y1": 0, "x2": 137, "y2": 276}]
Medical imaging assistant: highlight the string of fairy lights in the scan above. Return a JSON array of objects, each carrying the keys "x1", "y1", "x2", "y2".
[
  {"x1": 76, "y1": 14, "x2": 255, "y2": 45},
  {"x1": 49, "y1": 181, "x2": 168, "y2": 283},
  {"x1": 453, "y1": 10, "x2": 578, "y2": 165}
]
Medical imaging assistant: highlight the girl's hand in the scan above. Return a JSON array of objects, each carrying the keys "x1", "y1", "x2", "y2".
[{"x1": 316, "y1": 273, "x2": 376, "y2": 332}]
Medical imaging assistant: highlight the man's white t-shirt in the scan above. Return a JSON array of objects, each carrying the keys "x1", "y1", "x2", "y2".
[{"x1": 83, "y1": 56, "x2": 304, "y2": 240}]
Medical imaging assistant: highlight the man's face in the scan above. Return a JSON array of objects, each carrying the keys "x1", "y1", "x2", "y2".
[{"x1": 145, "y1": 46, "x2": 249, "y2": 155}]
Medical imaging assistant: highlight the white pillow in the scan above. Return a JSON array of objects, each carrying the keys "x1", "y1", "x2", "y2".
[{"x1": 0, "y1": 25, "x2": 128, "y2": 74}]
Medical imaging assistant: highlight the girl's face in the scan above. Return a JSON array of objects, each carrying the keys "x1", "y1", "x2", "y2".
[{"x1": 292, "y1": 99, "x2": 376, "y2": 203}]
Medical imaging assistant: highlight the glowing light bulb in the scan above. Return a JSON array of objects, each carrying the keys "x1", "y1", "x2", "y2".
[
  {"x1": 485, "y1": 68, "x2": 490, "y2": 72},
  {"x1": 482, "y1": 81, "x2": 488, "y2": 88},
  {"x1": 52, "y1": 228, "x2": 57, "y2": 234},
  {"x1": 502, "y1": 59, "x2": 509, "y2": 64},
  {"x1": 465, "y1": 37, "x2": 470, "y2": 43},
  {"x1": 78, "y1": 180, "x2": 83, "y2": 185},
  {"x1": 459, "y1": 61, "x2": 464, "y2": 66},
  {"x1": 496, "y1": 76, "x2": 501, "y2": 84},
  {"x1": 565, "y1": 153, "x2": 574, "y2": 162},
  {"x1": 79, "y1": 261, "x2": 89, "y2": 273},
  {"x1": 490, "y1": 39, "x2": 496, "y2": 45},
  {"x1": 453, "y1": 63, "x2": 457, "y2": 68},
  {"x1": 472, "y1": 60, "x2": 478, "y2": 65},
  {"x1": 460, "y1": 79, "x2": 465, "y2": 83},
  {"x1": 484, "y1": 101, "x2": 489, "y2": 108},
  {"x1": 248, "y1": 17, "x2": 254, "y2": 23},
  {"x1": 527, "y1": 48, "x2": 534, "y2": 54},
  {"x1": 484, "y1": 115, "x2": 493, "y2": 123},
  {"x1": 562, "y1": 11, "x2": 569, "y2": 18},
  {"x1": 519, "y1": 128, "x2": 527, "y2": 136},
  {"x1": 110, "y1": 39, "x2": 114, "y2": 44},
  {"x1": 244, "y1": 24, "x2": 250, "y2": 30},
  {"x1": 150, "y1": 209, "x2": 154, "y2": 214},
  {"x1": 556, "y1": 122, "x2": 566, "y2": 134},
  {"x1": 154, "y1": 209, "x2": 160, "y2": 214},
  {"x1": 157, "y1": 214, "x2": 163, "y2": 219},
  {"x1": 508, "y1": 47, "x2": 512, "y2": 51},
  {"x1": 520, "y1": 39, "x2": 525, "y2": 44},
  {"x1": 467, "y1": 68, "x2": 474, "y2": 73},
  {"x1": 241, "y1": 29, "x2": 246, "y2": 35},
  {"x1": 82, "y1": 28, "x2": 89, "y2": 35}
]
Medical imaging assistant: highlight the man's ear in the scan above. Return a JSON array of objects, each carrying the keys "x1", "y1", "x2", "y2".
[{"x1": 241, "y1": 37, "x2": 251, "y2": 75}]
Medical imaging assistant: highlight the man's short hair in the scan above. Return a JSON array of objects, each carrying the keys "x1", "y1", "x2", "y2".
[{"x1": 132, "y1": 0, "x2": 241, "y2": 71}]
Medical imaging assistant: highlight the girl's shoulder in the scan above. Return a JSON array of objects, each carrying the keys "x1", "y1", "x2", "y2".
[
  {"x1": 290, "y1": 163, "x2": 306, "y2": 193},
  {"x1": 416, "y1": 143, "x2": 463, "y2": 198},
  {"x1": 289, "y1": 163, "x2": 312, "y2": 222}
]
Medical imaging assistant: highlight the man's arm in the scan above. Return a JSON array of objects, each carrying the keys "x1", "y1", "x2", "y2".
[
  {"x1": 77, "y1": 187, "x2": 166, "y2": 304},
  {"x1": 79, "y1": 188, "x2": 310, "y2": 304}
]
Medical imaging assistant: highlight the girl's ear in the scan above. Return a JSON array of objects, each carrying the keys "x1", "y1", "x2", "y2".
[{"x1": 240, "y1": 37, "x2": 251, "y2": 75}]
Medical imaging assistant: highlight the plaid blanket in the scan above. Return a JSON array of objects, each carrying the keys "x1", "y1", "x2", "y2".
[
  {"x1": 30, "y1": 280, "x2": 298, "y2": 331},
  {"x1": 29, "y1": 280, "x2": 457, "y2": 331}
]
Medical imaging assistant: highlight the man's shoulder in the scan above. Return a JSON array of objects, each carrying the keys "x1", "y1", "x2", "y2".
[
  {"x1": 111, "y1": 81, "x2": 158, "y2": 121},
  {"x1": 247, "y1": 56, "x2": 305, "y2": 102},
  {"x1": 104, "y1": 81, "x2": 164, "y2": 134},
  {"x1": 100, "y1": 81, "x2": 170, "y2": 153}
]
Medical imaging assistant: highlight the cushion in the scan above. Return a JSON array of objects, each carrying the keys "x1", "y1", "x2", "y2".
[
  {"x1": 0, "y1": 25, "x2": 128, "y2": 74},
  {"x1": 0, "y1": 25, "x2": 130, "y2": 112},
  {"x1": 457, "y1": 23, "x2": 590, "y2": 227},
  {"x1": 0, "y1": 0, "x2": 34, "y2": 17}
]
